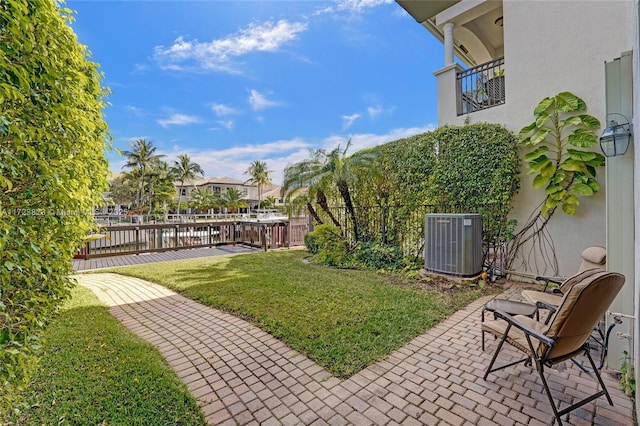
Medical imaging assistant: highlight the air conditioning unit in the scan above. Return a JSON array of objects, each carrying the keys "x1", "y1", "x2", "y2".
[{"x1": 424, "y1": 213, "x2": 483, "y2": 277}]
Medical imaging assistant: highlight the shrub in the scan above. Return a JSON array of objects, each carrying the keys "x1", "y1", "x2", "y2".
[
  {"x1": 313, "y1": 224, "x2": 347, "y2": 266},
  {"x1": 0, "y1": 0, "x2": 109, "y2": 416},
  {"x1": 351, "y1": 241, "x2": 404, "y2": 271},
  {"x1": 304, "y1": 231, "x2": 319, "y2": 254}
]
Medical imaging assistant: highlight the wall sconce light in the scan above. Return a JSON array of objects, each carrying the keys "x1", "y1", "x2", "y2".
[{"x1": 599, "y1": 113, "x2": 633, "y2": 157}]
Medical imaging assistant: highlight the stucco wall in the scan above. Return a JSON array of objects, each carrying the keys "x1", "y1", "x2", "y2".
[{"x1": 440, "y1": 1, "x2": 634, "y2": 277}]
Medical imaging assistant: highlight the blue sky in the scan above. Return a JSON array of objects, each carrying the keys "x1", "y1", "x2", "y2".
[{"x1": 67, "y1": 0, "x2": 443, "y2": 184}]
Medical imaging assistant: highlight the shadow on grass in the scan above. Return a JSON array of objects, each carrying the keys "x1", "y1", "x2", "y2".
[
  {"x1": 10, "y1": 287, "x2": 207, "y2": 426},
  {"x1": 109, "y1": 250, "x2": 488, "y2": 378}
]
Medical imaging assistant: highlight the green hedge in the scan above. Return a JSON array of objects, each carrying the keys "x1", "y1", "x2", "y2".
[{"x1": 0, "y1": 0, "x2": 109, "y2": 416}]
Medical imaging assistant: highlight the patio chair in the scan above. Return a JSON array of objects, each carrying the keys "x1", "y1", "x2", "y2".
[
  {"x1": 528, "y1": 246, "x2": 606, "y2": 295},
  {"x1": 482, "y1": 271, "x2": 625, "y2": 426}
]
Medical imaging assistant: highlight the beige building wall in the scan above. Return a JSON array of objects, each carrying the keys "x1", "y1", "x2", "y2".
[{"x1": 436, "y1": 1, "x2": 634, "y2": 278}]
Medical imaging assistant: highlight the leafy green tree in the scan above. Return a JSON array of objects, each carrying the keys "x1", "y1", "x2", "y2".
[
  {"x1": 108, "y1": 175, "x2": 136, "y2": 209},
  {"x1": 244, "y1": 160, "x2": 272, "y2": 212},
  {"x1": 171, "y1": 154, "x2": 204, "y2": 215},
  {"x1": 221, "y1": 187, "x2": 248, "y2": 213},
  {"x1": 508, "y1": 92, "x2": 605, "y2": 273},
  {"x1": 282, "y1": 186, "x2": 323, "y2": 224},
  {"x1": 283, "y1": 141, "x2": 376, "y2": 242},
  {"x1": 282, "y1": 157, "x2": 341, "y2": 227},
  {"x1": 0, "y1": 0, "x2": 109, "y2": 414},
  {"x1": 189, "y1": 187, "x2": 221, "y2": 214},
  {"x1": 519, "y1": 91, "x2": 604, "y2": 216},
  {"x1": 428, "y1": 124, "x2": 520, "y2": 267},
  {"x1": 260, "y1": 195, "x2": 277, "y2": 210},
  {"x1": 147, "y1": 160, "x2": 176, "y2": 220},
  {"x1": 122, "y1": 139, "x2": 165, "y2": 208}
]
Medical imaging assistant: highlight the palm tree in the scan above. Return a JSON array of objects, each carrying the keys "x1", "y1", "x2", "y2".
[
  {"x1": 221, "y1": 187, "x2": 248, "y2": 213},
  {"x1": 147, "y1": 160, "x2": 176, "y2": 221},
  {"x1": 282, "y1": 186, "x2": 322, "y2": 224},
  {"x1": 282, "y1": 140, "x2": 376, "y2": 241},
  {"x1": 189, "y1": 187, "x2": 222, "y2": 216},
  {"x1": 171, "y1": 154, "x2": 204, "y2": 215},
  {"x1": 122, "y1": 139, "x2": 165, "y2": 208},
  {"x1": 282, "y1": 158, "x2": 341, "y2": 227},
  {"x1": 244, "y1": 160, "x2": 272, "y2": 213}
]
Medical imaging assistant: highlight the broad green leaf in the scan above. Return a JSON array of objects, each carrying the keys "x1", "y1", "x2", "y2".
[
  {"x1": 533, "y1": 97, "x2": 554, "y2": 116},
  {"x1": 560, "y1": 159, "x2": 585, "y2": 172},
  {"x1": 519, "y1": 121, "x2": 537, "y2": 136},
  {"x1": 577, "y1": 114, "x2": 600, "y2": 129},
  {"x1": 565, "y1": 194, "x2": 580, "y2": 206},
  {"x1": 555, "y1": 92, "x2": 581, "y2": 112},
  {"x1": 568, "y1": 129, "x2": 598, "y2": 147},
  {"x1": 567, "y1": 149, "x2": 596, "y2": 162},
  {"x1": 573, "y1": 183, "x2": 594, "y2": 196},
  {"x1": 524, "y1": 145, "x2": 549, "y2": 161},
  {"x1": 535, "y1": 113, "x2": 549, "y2": 127},
  {"x1": 542, "y1": 197, "x2": 560, "y2": 216},
  {"x1": 545, "y1": 184, "x2": 562, "y2": 195},
  {"x1": 552, "y1": 170, "x2": 567, "y2": 184},
  {"x1": 562, "y1": 202, "x2": 577, "y2": 215},
  {"x1": 532, "y1": 174, "x2": 549, "y2": 189},
  {"x1": 528, "y1": 155, "x2": 551, "y2": 171},
  {"x1": 587, "y1": 179, "x2": 601, "y2": 192},
  {"x1": 540, "y1": 162, "x2": 556, "y2": 178},
  {"x1": 550, "y1": 189, "x2": 567, "y2": 201},
  {"x1": 530, "y1": 128, "x2": 550, "y2": 145},
  {"x1": 586, "y1": 165, "x2": 597, "y2": 177},
  {"x1": 586, "y1": 153, "x2": 606, "y2": 167}
]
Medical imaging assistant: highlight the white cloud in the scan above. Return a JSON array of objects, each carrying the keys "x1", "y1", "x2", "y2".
[
  {"x1": 249, "y1": 89, "x2": 282, "y2": 111},
  {"x1": 367, "y1": 104, "x2": 395, "y2": 120},
  {"x1": 211, "y1": 103, "x2": 238, "y2": 117},
  {"x1": 157, "y1": 113, "x2": 201, "y2": 128},
  {"x1": 123, "y1": 125, "x2": 435, "y2": 185},
  {"x1": 313, "y1": 0, "x2": 392, "y2": 16},
  {"x1": 367, "y1": 105, "x2": 383, "y2": 120},
  {"x1": 217, "y1": 120, "x2": 234, "y2": 130},
  {"x1": 153, "y1": 20, "x2": 308, "y2": 73},
  {"x1": 124, "y1": 105, "x2": 145, "y2": 117},
  {"x1": 342, "y1": 113, "x2": 361, "y2": 130},
  {"x1": 336, "y1": 0, "x2": 393, "y2": 13}
]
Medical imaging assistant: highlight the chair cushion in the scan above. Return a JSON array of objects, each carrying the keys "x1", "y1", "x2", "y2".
[
  {"x1": 578, "y1": 246, "x2": 606, "y2": 272},
  {"x1": 545, "y1": 271, "x2": 624, "y2": 359},
  {"x1": 481, "y1": 315, "x2": 547, "y2": 355},
  {"x1": 521, "y1": 290, "x2": 562, "y2": 306}
]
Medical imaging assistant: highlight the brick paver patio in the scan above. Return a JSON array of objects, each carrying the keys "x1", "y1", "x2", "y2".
[{"x1": 76, "y1": 273, "x2": 634, "y2": 425}]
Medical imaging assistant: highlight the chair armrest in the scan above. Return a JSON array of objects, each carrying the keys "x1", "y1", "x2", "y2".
[
  {"x1": 493, "y1": 310, "x2": 556, "y2": 347},
  {"x1": 535, "y1": 276, "x2": 563, "y2": 292},
  {"x1": 536, "y1": 300, "x2": 558, "y2": 312}
]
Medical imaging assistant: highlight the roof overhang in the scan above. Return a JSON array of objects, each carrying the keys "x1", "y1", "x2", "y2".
[{"x1": 396, "y1": 0, "x2": 477, "y2": 67}]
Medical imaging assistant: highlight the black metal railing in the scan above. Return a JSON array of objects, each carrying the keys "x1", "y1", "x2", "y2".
[{"x1": 456, "y1": 57, "x2": 505, "y2": 115}]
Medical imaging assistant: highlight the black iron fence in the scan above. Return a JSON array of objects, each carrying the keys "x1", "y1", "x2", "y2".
[{"x1": 457, "y1": 57, "x2": 505, "y2": 115}]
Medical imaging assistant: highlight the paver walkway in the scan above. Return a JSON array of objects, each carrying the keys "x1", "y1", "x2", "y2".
[
  {"x1": 72, "y1": 245, "x2": 256, "y2": 271},
  {"x1": 76, "y1": 273, "x2": 634, "y2": 425}
]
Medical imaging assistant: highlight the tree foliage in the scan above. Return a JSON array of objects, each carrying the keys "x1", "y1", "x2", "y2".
[
  {"x1": 428, "y1": 124, "x2": 520, "y2": 263},
  {"x1": 519, "y1": 91, "x2": 604, "y2": 216},
  {"x1": 244, "y1": 160, "x2": 272, "y2": 212},
  {"x1": 0, "y1": 0, "x2": 109, "y2": 415},
  {"x1": 506, "y1": 92, "x2": 605, "y2": 273},
  {"x1": 171, "y1": 154, "x2": 203, "y2": 215}
]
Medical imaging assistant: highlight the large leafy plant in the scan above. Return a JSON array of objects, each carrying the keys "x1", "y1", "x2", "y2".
[{"x1": 520, "y1": 92, "x2": 605, "y2": 216}]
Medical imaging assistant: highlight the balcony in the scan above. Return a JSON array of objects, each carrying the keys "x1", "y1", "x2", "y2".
[{"x1": 456, "y1": 57, "x2": 505, "y2": 115}]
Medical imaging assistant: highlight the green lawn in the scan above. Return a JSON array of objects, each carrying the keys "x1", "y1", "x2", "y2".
[
  {"x1": 107, "y1": 250, "x2": 487, "y2": 378},
  {"x1": 9, "y1": 285, "x2": 207, "y2": 426}
]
